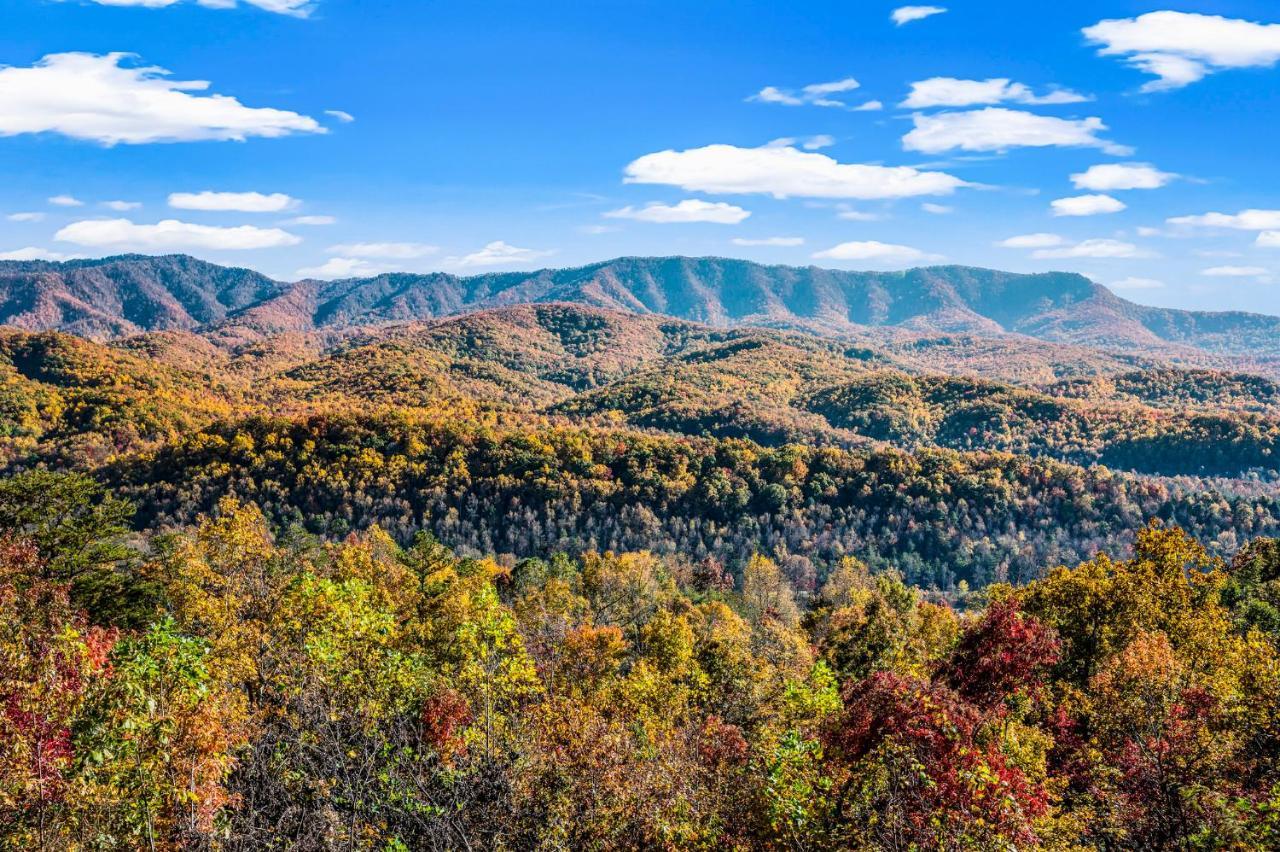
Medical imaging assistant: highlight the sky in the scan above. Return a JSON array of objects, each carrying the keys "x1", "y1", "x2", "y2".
[{"x1": 3, "y1": 1, "x2": 1280, "y2": 314}]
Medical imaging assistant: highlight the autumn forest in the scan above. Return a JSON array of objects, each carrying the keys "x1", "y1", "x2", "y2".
[{"x1": 5, "y1": 255, "x2": 1280, "y2": 849}]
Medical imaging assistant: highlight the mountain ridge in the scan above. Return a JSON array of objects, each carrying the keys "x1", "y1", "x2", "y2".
[{"x1": 5, "y1": 254, "x2": 1280, "y2": 359}]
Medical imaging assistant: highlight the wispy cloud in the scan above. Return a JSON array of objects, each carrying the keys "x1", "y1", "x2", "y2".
[
  {"x1": 749, "y1": 77, "x2": 872, "y2": 109},
  {"x1": 604, "y1": 199, "x2": 751, "y2": 224},
  {"x1": 892, "y1": 6, "x2": 946, "y2": 26},
  {"x1": 445, "y1": 241, "x2": 553, "y2": 269}
]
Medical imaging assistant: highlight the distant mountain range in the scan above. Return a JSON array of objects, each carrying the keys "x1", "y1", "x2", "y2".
[{"x1": 4, "y1": 253, "x2": 1280, "y2": 358}]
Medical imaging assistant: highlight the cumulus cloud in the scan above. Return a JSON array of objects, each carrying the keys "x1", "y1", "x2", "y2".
[
  {"x1": 892, "y1": 6, "x2": 946, "y2": 26},
  {"x1": 1167, "y1": 210, "x2": 1280, "y2": 230},
  {"x1": 1084, "y1": 11, "x2": 1280, "y2": 92},
  {"x1": 85, "y1": 0, "x2": 312, "y2": 15},
  {"x1": 903, "y1": 108, "x2": 1130, "y2": 155},
  {"x1": 0, "y1": 247, "x2": 78, "y2": 261},
  {"x1": 604, "y1": 199, "x2": 751, "y2": 224},
  {"x1": 1071, "y1": 162, "x2": 1176, "y2": 191},
  {"x1": 1259, "y1": 232, "x2": 1280, "y2": 248},
  {"x1": 297, "y1": 257, "x2": 382, "y2": 279},
  {"x1": 0, "y1": 53, "x2": 323, "y2": 145},
  {"x1": 7, "y1": 212, "x2": 45, "y2": 223},
  {"x1": 446, "y1": 241, "x2": 553, "y2": 270},
  {"x1": 921, "y1": 202, "x2": 953, "y2": 214},
  {"x1": 326, "y1": 242, "x2": 439, "y2": 259},
  {"x1": 102, "y1": 200, "x2": 141, "y2": 211},
  {"x1": 1050, "y1": 194, "x2": 1126, "y2": 217},
  {"x1": 624, "y1": 143, "x2": 966, "y2": 200},
  {"x1": 1112, "y1": 277, "x2": 1166, "y2": 291},
  {"x1": 169, "y1": 191, "x2": 299, "y2": 212},
  {"x1": 901, "y1": 77, "x2": 1089, "y2": 109},
  {"x1": 853, "y1": 100, "x2": 884, "y2": 111},
  {"x1": 1203, "y1": 265, "x2": 1269, "y2": 277},
  {"x1": 49, "y1": 195, "x2": 83, "y2": 207},
  {"x1": 55, "y1": 218, "x2": 301, "y2": 250},
  {"x1": 813, "y1": 240, "x2": 929, "y2": 264},
  {"x1": 998, "y1": 233, "x2": 1065, "y2": 249},
  {"x1": 750, "y1": 77, "x2": 862, "y2": 109},
  {"x1": 731, "y1": 237, "x2": 804, "y2": 247},
  {"x1": 282, "y1": 215, "x2": 336, "y2": 226},
  {"x1": 802, "y1": 134, "x2": 836, "y2": 150},
  {"x1": 1032, "y1": 238, "x2": 1149, "y2": 259}
]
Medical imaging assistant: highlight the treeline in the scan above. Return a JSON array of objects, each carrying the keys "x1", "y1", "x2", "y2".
[
  {"x1": 4, "y1": 472, "x2": 1280, "y2": 849},
  {"x1": 107, "y1": 412, "x2": 1280, "y2": 590}
]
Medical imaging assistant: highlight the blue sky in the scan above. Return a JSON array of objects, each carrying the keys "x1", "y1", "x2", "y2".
[{"x1": 4, "y1": 1, "x2": 1280, "y2": 313}]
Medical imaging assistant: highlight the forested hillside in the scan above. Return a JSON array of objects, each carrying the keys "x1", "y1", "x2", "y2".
[{"x1": 6, "y1": 255, "x2": 1280, "y2": 849}]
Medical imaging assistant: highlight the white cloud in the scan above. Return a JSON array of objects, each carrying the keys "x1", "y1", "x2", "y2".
[
  {"x1": 324, "y1": 109, "x2": 355, "y2": 123},
  {"x1": 803, "y1": 78, "x2": 861, "y2": 97},
  {"x1": 750, "y1": 77, "x2": 862, "y2": 109},
  {"x1": 1032, "y1": 238, "x2": 1148, "y2": 259},
  {"x1": 0, "y1": 53, "x2": 322, "y2": 145},
  {"x1": 1071, "y1": 162, "x2": 1175, "y2": 191},
  {"x1": 102, "y1": 200, "x2": 141, "y2": 211},
  {"x1": 836, "y1": 209, "x2": 882, "y2": 221},
  {"x1": 7, "y1": 212, "x2": 45, "y2": 222},
  {"x1": 577, "y1": 224, "x2": 619, "y2": 235},
  {"x1": 1084, "y1": 11, "x2": 1280, "y2": 92},
  {"x1": 1259, "y1": 232, "x2": 1280, "y2": 248},
  {"x1": 813, "y1": 240, "x2": 928, "y2": 264},
  {"x1": 1203, "y1": 265, "x2": 1269, "y2": 277},
  {"x1": 49, "y1": 195, "x2": 83, "y2": 207},
  {"x1": 604, "y1": 199, "x2": 751, "y2": 224},
  {"x1": 802, "y1": 134, "x2": 836, "y2": 150},
  {"x1": 326, "y1": 242, "x2": 439, "y2": 259},
  {"x1": 921, "y1": 202, "x2": 953, "y2": 214},
  {"x1": 1136, "y1": 226, "x2": 1164, "y2": 237},
  {"x1": 750, "y1": 87, "x2": 804, "y2": 106},
  {"x1": 1051, "y1": 194, "x2": 1126, "y2": 217},
  {"x1": 892, "y1": 5, "x2": 946, "y2": 26},
  {"x1": 85, "y1": 0, "x2": 312, "y2": 16},
  {"x1": 55, "y1": 217, "x2": 301, "y2": 250},
  {"x1": 732, "y1": 237, "x2": 804, "y2": 247},
  {"x1": 1167, "y1": 210, "x2": 1280, "y2": 230},
  {"x1": 282, "y1": 215, "x2": 336, "y2": 226},
  {"x1": 998, "y1": 233, "x2": 1064, "y2": 249},
  {"x1": 901, "y1": 77, "x2": 1089, "y2": 109},
  {"x1": 446, "y1": 241, "x2": 553, "y2": 270},
  {"x1": 169, "y1": 191, "x2": 299, "y2": 212},
  {"x1": 854, "y1": 100, "x2": 884, "y2": 111},
  {"x1": 1111, "y1": 276, "x2": 1165, "y2": 290},
  {"x1": 624, "y1": 143, "x2": 966, "y2": 200},
  {"x1": 903, "y1": 108, "x2": 1130, "y2": 155},
  {"x1": 0, "y1": 247, "x2": 77, "y2": 261},
  {"x1": 297, "y1": 257, "x2": 382, "y2": 279}
]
